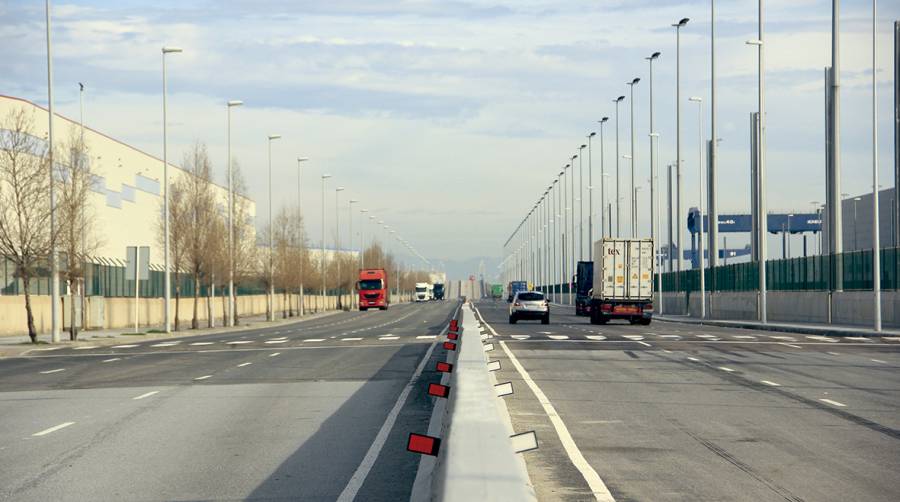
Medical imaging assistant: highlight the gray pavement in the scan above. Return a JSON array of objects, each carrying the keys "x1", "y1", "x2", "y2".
[
  {"x1": 474, "y1": 299, "x2": 900, "y2": 502},
  {"x1": 0, "y1": 300, "x2": 461, "y2": 502}
]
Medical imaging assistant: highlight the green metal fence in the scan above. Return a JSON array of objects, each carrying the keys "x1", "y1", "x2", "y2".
[{"x1": 657, "y1": 247, "x2": 900, "y2": 293}]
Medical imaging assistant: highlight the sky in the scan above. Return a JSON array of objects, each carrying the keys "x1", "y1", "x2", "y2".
[{"x1": 1, "y1": 0, "x2": 898, "y2": 280}]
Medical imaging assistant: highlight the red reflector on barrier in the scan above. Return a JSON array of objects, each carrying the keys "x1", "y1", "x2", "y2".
[
  {"x1": 427, "y1": 383, "x2": 450, "y2": 398},
  {"x1": 450, "y1": 320, "x2": 459, "y2": 329},
  {"x1": 447, "y1": 332, "x2": 459, "y2": 340},
  {"x1": 436, "y1": 362, "x2": 453, "y2": 373},
  {"x1": 443, "y1": 341, "x2": 457, "y2": 351},
  {"x1": 407, "y1": 433, "x2": 441, "y2": 456}
]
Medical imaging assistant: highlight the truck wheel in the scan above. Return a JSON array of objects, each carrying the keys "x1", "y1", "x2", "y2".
[
  {"x1": 509, "y1": 315, "x2": 517, "y2": 324},
  {"x1": 380, "y1": 306, "x2": 388, "y2": 311},
  {"x1": 360, "y1": 307, "x2": 367, "y2": 312},
  {"x1": 639, "y1": 318, "x2": 651, "y2": 325},
  {"x1": 541, "y1": 314, "x2": 550, "y2": 325}
]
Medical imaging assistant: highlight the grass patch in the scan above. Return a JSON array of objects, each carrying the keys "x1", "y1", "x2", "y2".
[
  {"x1": 146, "y1": 329, "x2": 167, "y2": 334},
  {"x1": 120, "y1": 332, "x2": 146, "y2": 336}
]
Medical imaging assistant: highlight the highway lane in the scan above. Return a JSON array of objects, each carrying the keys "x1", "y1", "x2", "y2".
[
  {"x1": 474, "y1": 300, "x2": 900, "y2": 502},
  {"x1": 0, "y1": 300, "x2": 459, "y2": 502}
]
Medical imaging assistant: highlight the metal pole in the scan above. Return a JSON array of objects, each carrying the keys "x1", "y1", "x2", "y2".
[
  {"x1": 298, "y1": 158, "x2": 308, "y2": 316},
  {"x1": 579, "y1": 145, "x2": 585, "y2": 261},
  {"x1": 570, "y1": 156, "x2": 576, "y2": 305},
  {"x1": 628, "y1": 79, "x2": 640, "y2": 237},
  {"x1": 614, "y1": 97, "x2": 624, "y2": 237},
  {"x1": 895, "y1": 21, "x2": 900, "y2": 247},
  {"x1": 45, "y1": 0, "x2": 60, "y2": 343},
  {"x1": 321, "y1": 175, "x2": 330, "y2": 310},
  {"x1": 873, "y1": 0, "x2": 881, "y2": 332},
  {"x1": 709, "y1": 0, "x2": 719, "y2": 270},
  {"x1": 668, "y1": 164, "x2": 674, "y2": 272},
  {"x1": 267, "y1": 135, "x2": 279, "y2": 321},
  {"x1": 652, "y1": 134, "x2": 662, "y2": 313},
  {"x1": 829, "y1": 0, "x2": 843, "y2": 271},
  {"x1": 161, "y1": 47, "x2": 181, "y2": 333},
  {"x1": 753, "y1": 2, "x2": 768, "y2": 323},
  {"x1": 599, "y1": 118, "x2": 608, "y2": 241},
  {"x1": 647, "y1": 53, "x2": 659, "y2": 286},
  {"x1": 691, "y1": 98, "x2": 706, "y2": 319},
  {"x1": 588, "y1": 133, "x2": 595, "y2": 260},
  {"x1": 335, "y1": 188, "x2": 343, "y2": 310},
  {"x1": 226, "y1": 101, "x2": 242, "y2": 327}
]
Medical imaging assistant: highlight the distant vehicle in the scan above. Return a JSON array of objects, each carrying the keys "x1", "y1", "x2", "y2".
[
  {"x1": 590, "y1": 238, "x2": 654, "y2": 325},
  {"x1": 415, "y1": 282, "x2": 429, "y2": 302},
  {"x1": 509, "y1": 291, "x2": 549, "y2": 324},
  {"x1": 507, "y1": 281, "x2": 528, "y2": 302},
  {"x1": 358, "y1": 269, "x2": 389, "y2": 311},
  {"x1": 433, "y1": 283, "x2": 445, "y2": 300},
  {"x1": 575, "y1": 261, "x2": 594, "y2": 316},
  {"x1": 426, "y1": 283, "x2": 434, "y2": 300},
  {"x1": 491, "y1": 284, "x2": 503, "y2": 299}
]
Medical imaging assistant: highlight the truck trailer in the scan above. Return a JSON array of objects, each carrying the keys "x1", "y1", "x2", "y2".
[{"x1": 590, "y1": 238, "x2": 654, "y2": 325}]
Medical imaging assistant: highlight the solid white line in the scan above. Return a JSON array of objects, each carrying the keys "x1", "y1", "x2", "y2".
[
  {"x1": 499, "y1": 340, "x2": 614, "y2": 502},
  {"x1": 194, "y1": 375, "x2": 212, "y2": 381},
  {"x1": 304, "y1": 339, "x2": 325, "y2": 342},
  {"x1": 133, "y1": 391, "x2": 159, "y2": 400},
  {"x1": 265, "y1": 340, "x2": 288, "y2": 344},
  {"x1": 336, "y1": 341, "x2": 439, "y2": 502},
  {"x1": 40, "y1": 368, "x2": 65, "y2": 374},
  {"x1": 237, "y1": 362, "x2": 252, "y2": 367},
  {"x1": 416, "y1": 335, "x2": 436, "y2": 339},
  {"x1": 102, "y1": 358, "x2": 121, "y2": 363},
  {"x1": 269, "y1": 352, "x2": 281, "y2": 357},
  {"x1": 112, "y1": 344, "x2": 139, "y2": 348},
  {"x1": 342, "y1": 337, "x2": 363, "y2": 341},
  {"x1": 32, "y1": 422, "x2": 75, "y2": 437},
  {"x1": 819, "y1": 398, "x2": 846, "y2": 407},
  {"x1": 760, "y1": 380, "x2": 781, "y2": 387},
  {"x1": 379, "y1": 336, "x2": 400, "y2": 340},
  {"x1": 636, "y1": 341, "x2": 651, "y2": 347},
  {"x1": 73, "y1": 346, "x2": 97, "y2": 350},
  {"x1": 718, "y1": 366, "x2": 735, "y2": 372}
]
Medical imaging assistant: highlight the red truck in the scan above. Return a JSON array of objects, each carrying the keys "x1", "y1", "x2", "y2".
[{"x1": 358, "y1": 268, "x2": 389, "y2": 311}]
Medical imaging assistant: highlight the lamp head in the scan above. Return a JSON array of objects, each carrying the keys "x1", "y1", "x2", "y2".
[{"x1": 227, "y1": 100, "x2": 243, "y2": 107}]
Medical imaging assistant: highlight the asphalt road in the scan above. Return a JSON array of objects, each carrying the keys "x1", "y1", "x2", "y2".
[
  {"x1": 0, "y1": 300, "x2": 460, "y2": 502},
  {"x1": 474, "y1": 299, "x2": 900, "y2": 502}
]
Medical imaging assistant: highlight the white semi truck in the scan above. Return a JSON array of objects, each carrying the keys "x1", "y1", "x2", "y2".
[
  {"x1": 589, "y1": 238, "x2": 654, "y2": 325},
  {"x1": 415, "y1": 282, "x2": 429, "y2": 302}
]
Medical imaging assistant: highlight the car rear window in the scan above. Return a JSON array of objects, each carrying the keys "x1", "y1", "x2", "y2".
[{"x1": 517, "y1": 292, "x2": 544, "y2": 301}]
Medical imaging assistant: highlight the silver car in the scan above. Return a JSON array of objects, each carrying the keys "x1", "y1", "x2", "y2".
[{"x1": 509, "y1": 291, "x2": 549, "y2": 324}]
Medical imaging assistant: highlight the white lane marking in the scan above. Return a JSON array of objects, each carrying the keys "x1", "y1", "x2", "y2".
[
  {"x1": 845, "y1": 337, "x2": 870, "y2": 342},
  {"x1": 623, "y1": 335, "x2": 644, "y2": 340},
  {"x1": 342, "y1": 338, "x2": 363, "y2": 341},
  {"x1": 499, "y1": 340, "x2": 614, "y2": 501},
  {"x1": 585, "y1": 335, "x2": 606, "y2": 341},
  {"x1": 416, "y1": 335, "x2": 437, "y2": 340},
  {"x1": 718, "y1": 366, "x2": 736, "y2": 372},
  {"x1": 807, "y1": 335, "x2": 837, "y2": 342},
  {"x1": 827, "y1": 351, "x2": 842, "y2": 356},
  {"x1": 151, "y1": 342, "x2": 178, "y2": 347},
  {"x1": 226, "y1": 340, "x2": 253, "y2": 345},
  {"x1": 761, "y1": 380, "x2": 781, "y2": 387},
  {"x1": 636, "y1": 341, "x2": 652, "y2": 347},
  {"x1": 269, "y1": 352, "x2": 281, "y2": 357},
  {"x1": 538, "y1": 331, "x2": 554, "y2": 335},
  {"x1": 883, "y1": 337, "x2": 900, "y2": 342},
  {"x1": 379, "y1": 336, "x2": 400, "y2": 340},
  {"x1": 304, "y1": 338, "x2": 326, "y2": 342},
  {"x1": 732, "y1": 335, "x2": 757, "y2": 339},
  {"x1": 548, "y1": 335, "x2": 569, "y2": 340},
  {"x1": 871, "y1": 359, "x2": 887, "y2": 364},
  {"x1": 237, "y1": 362, "x2": 252, "y2": 367},
  {"x1": 112, "y1": 344, "x2": 139, "y2": 349},
  {"x1": 657, "y1": 334, "x2": 681, "y2": 339},
  {"x1": 265, "y1": 340, "x2": 288, "y2": 344},
  {"x1": 511, "y1": 335, "x2": 531, "y2": 340},
  {"x1": 687, "y1": 357, "x2": 700, "y2": 362},
  {"x1": 819, "y1": 398, "x2": 846, "y2": 407},
  {"x1": 32, "y1": 347, "x2": 62, "y2": 351},
  {"x1": 194, "y1": 375, "x2": 212, "y2": 381},
  {"x1": 32, "y1": 422, "x2": 75, "y2": 437},
  {"x1": 770, "y1": 335, "x2": 797, "y2": 341},
  {"x1": 190, "y1": 342, "x2": 214, "y2": 346},
  {"x1": 73, "y1": 346, "x2": 97, "y2": 350},
  {"x1": 778, "y1": 343, "x2": 803, "y2": 349},
  {"x1": 268, "y1": 336, "x2": 287, "y2": 341},
  {"x1": 102, "y1": 358, "x2": 121, "y2": 363},
  {"x1": 40, "y1": 368, "x2": 65, "y2": 374},
  {"x1": 133, "y1": 391, "x2": 159, "y2": 400},
  {"x1": 696, "y1": 334, "x2": 718, "y2": 339},
  {"x1": 336, "y1": 340, "x2": 440, "y2": 502}
]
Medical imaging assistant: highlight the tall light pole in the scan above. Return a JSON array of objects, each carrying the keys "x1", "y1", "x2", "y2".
[
  {"x1": 587, "y1": 132, "x2": 597, "y2": 259},
  {"x1": 646, "y1": 52, "x2": 661, "y2": 300},
  {"x1": 321, "y1": 174, "x2": 332, "y2": 310},
  {"x1": 747, "y1": 8, "x2": 766, "y2": 322},
  {"x1": 45, "y1": 0, "x2": 61, "y2": 342},
  {"x1": 555, "y1": 174, "x2": 562, "y2": 300},
  {"x1": 627, "y1": 77, "x2": 641, "y2": 237},
  {"x1": 613, "y1": 96, "x2": 625, "y2": 237},
  {"x1": 709, "y1": 0, "x2": 720, "y2": 270},
  {"x1": 569, "y1": 156, "x2": 577, "y2": 306},
  {"x1": 828, "y1": 0, "x2": 844, "y2": 269},
  {"x1": 296, "y1": 157, "x2": 309, "y2": 316},
  {"x1": 689, "y1": 96, "x2": 706, "y2": 319},
  {"x1": 161, "y1": 45, "x2": 182, "y2": 333},
  {"x1": 578, "y1": 144, "x2": 586, "y2": 260},
  {"x1": 226, "y1": 100, "x2": 243, "y2": 327},
  {"x1": 598, "y1": 117, "x2": 609, "y2": 242},
  {"x1": 266, "y1": 134, "x2": 281, "y2": 321},
  {"x1": 335, "y1": 186, "x2": 345, "y2": 309},
  {"x1": 872, "y1": 0, "x2": 881, "y2": 332},
  {"x1": 673, "y1": 17, "x2": 689, "y2": 275},
  {"x1": 360, "y1": 208, "x2": 369, "y2": 268}
]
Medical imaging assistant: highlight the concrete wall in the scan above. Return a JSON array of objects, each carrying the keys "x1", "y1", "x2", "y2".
[{"x1": 657, "y1": 289, "x2": 900, "y2": 328}]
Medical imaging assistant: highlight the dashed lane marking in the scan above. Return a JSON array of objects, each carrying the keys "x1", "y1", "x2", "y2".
[
  {"x1": 636, "y1": 341, "x2": 652, "y2": 347},
  {"x1": 732, "y1": 335, "x2": 756, "y2": 340},
  {"x1": 548, "y1": 335, "x2": 569, "y2": 340},
  {"x1": 112, "y1": 344, "x2": 139, "y2": 349},
  {"x1": 761, "y1": 380, "x2": 781, "y2": 387},
  {"x1": 151, "y1": 342, "x2": 179, "y2": 347},
  {"x1": 416, "y1": 335, "x2": 437, "y2": 340},
  {"x1": 778, "y1": 343, "x2": 803, "y2": 349},
  {"x1": 32, "y1": 422, "x2": 75, "y2": 437},
  {"x1": 819, "y1": 398, "x2": 846, "y2": 407},
  {"x1": 194, "y1": 375, "x2": 212, "y2": 381},
  {"x1": 73, "y1": 346, "x2": 97, "y2": 350},
  {"x1": 269, "y1": 352, "x2": 281, "y2": 357},
  {"x1": 237, "y1": 362, "x2": 252, "y2": 367},
  {"x1": 190, "y1": 342, "x2": 214, "y2": 346},
  {"x1": 226, "y1": 340, "x2": 253, "y2": 345},
  {"x1": 342, "y1": 338, "x2": 364, "y2": 341},
  {"x1": 623, "y1": 335, "x2": 644, "y2": 341},
  {"x1": 687, "y1": 357, "x2": 700, "y2": 362},
  {"x1": 379, "y1": 336, "x2": 400, "y2": 340},
  {"x1": 585, "y1": 335, "x2": 606, "y2": 341},
  {"x1": 304, "y1": 339, "x2": 326, "y2": 342},
  {"x1": 265, "y1": 340, "x2": 288, "y2": 344},
  {"x1": 133, "y1": 391, "x2": 159, "y2": 400},
  {"x1": 40, "y1": 368, "x2": 65, "y2": 374},
  {"x1": 511, "y1": 335, "x2": 531, "y2": 340},
  {"x1": 102, "y1": 358, "x2": 121, "y2": 363},
  {"x1": 871, "y1": 359, "x2": 887, "y2": 364},
  {"x1": 807, "y1": 335, "x2": 838, "y2": 342},
  {"x1": 845, "y1": 337, "x2": 871, "y2": 342},
  {"x1": 718, "y1": 366, "x2": 736, "y2": 372},
  {"x1": 770, "y1": 335, "x2": 797, "y2": 341}
]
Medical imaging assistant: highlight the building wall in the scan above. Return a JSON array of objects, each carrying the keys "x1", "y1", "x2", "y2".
[
  {"x1": 0, "y1": 95, "x2": 256, "y2": 268},
  {"x1": 822, "y1": 187, "x2": 896, "y2": 253}
]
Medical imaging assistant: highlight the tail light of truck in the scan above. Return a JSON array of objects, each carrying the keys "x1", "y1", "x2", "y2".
[
  {"x1": 600, "y1": 303, "x2": 613, "y2": 312},
  {"x1": 643, "y1": 303, "x2": 654, "y2": 312}
]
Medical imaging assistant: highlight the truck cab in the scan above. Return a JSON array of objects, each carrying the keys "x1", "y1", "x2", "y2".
[
  {"x1": 415, "y1": 282, "x2": 429, "y2": 302},
  {"x1": 433, "y1": 283, "x2": 445, "y2": 300},
  {"x1": 507, "y1": 281, "x2": 528, "y2": 302},
  {"x1": 574, "y1": 261, "x2": 594, "y2": 316},
  {"x1": 358, "y1": 269, "x2": 389, "y2": 311}
]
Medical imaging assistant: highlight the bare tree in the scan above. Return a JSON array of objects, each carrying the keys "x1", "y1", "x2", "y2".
[
  {"x1": 57, "y1": 129, "x2": 101, "y2": 340},
  {"x1": 230, "y1": 161, "x2": 256, "y2": 325},
  {"x1": 0, "y1": 107, "x2": 56, "y2": 342},
  {"x1": 158, "y1": 177, "x2": 189, "y2": 331}
]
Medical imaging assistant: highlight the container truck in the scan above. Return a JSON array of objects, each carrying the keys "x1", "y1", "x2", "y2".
[
  {"x1": 507, "y1": 281, "x2": 528, "y2": 302},
  {"x1": 358, "y1": 268, "x2": 389, "y2": 311},
  {"x1": 590, "y1": 238, "x2": 654, "y2": 325},
  {"x1": 574, "y1": 261, "x2": 594, "y2": 316}
]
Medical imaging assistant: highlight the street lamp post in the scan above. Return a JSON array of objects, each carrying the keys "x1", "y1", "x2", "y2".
[
  {"x1": 579, "y1": 144, "x2": 587, "y2": 261},
  {"x1": 587, "y1": 132, "x2": 597, "y2": 259},
  {"x1": 614, "y1": 96, "x2": 625, "y2": 237},
  {"x1": 598, "y1": 118, "x2": 609, "y2": 242},
  {"x1": 226, "y1": 100, "x2": 243, "y2": 327},
  {"x1": 266, "y1": 134, "x2": 281, "y2": 321},
  {"x1": 335, "y1": 187, "x2": 345, "y2": 309},
  {"x1": 746, "y1": 4, "x2": 766, "y2": 322},
  {"x1": 45, "y1": 0, "x2": 61, "y2": 342},
  {"x1": 569, "y1": 156, "x2": 577, "y2": 306},
  {"x1": 709, "y1": 0, "x2": 720, "y2": 270},
  {"x1": 673, "y1": 17, "x2": 689, "y2": 275},
  {"x1": 296, "y1": 157, "x2": 309, "y2": 316},
  {"x1": 360, "y1": 209, "x2": 368, "y2": 268},
  {"x1": 161, "y1": 45, "x2": 182, "y2": 333},
  {"x1": 321, "y1": 174, "x2": 332, "y2": 312},
  {"x1": 689, "y1": 96, "x2": 706, "y2": 319},
  {"x1": 646, "y1": 52, "x2": 661, "y2": 310},
  {"x1": 872, "y1": 0, "x2": 882, "y2": 332},
  {"x1": 627, "y1": 77, "x2": 641, "y2": 237}
]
